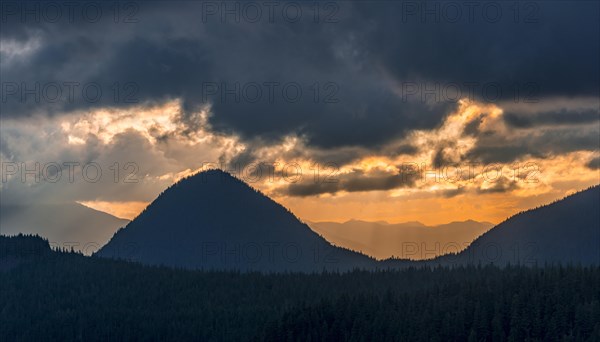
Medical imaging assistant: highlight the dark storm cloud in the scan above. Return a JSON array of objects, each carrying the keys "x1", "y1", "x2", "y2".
[
  {"x1": 441, "y1": 187, "x2": 465, "y2": 198},
  {"x1": 285, "y1": 181, "x2": 340, "y2": 197},
  {"x1": 587, "y1": 157, "x2": 600, "y2": 170},
  {"x1": 282, "y1": 168, "x2": 418, "y2": 197},
  {"x1": 355, "y1": 2, "x2": 599, "y2": 101},
  {"x1": 1, "y1": 1, "x2": 598, "y2": 153},
  {"x1": 463, "y1": 114, "x2": 485, "y2": 137},
  {"x1": 432, "y1": 146, "x2": 455, "y2": 167},
  {"x1": 466, "y1": 145, "x2": 537, "y2": 164},
  {"x1": 504, "y1": 109, "x2": 600, "y2": 128},
  {"x1": 476, "y1": 177, "x2": 519, "y2": 194},
  {"x1": 466, "y1": 127, "x2": 599, "y2": 164}
]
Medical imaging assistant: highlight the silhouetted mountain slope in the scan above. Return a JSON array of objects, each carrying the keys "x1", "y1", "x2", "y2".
[
  {"x1": 308, "y1": 219, "x2": 493, "y2": 260},
  {"x1": 96, "y1": 170, "x2": 374, "y2": 271},
  {"x1": 431, "y1": 186, "x2": 600, "y2": 266},
  {"x1": 0, "y1": 203, "x2": 129, "y2": 255}
]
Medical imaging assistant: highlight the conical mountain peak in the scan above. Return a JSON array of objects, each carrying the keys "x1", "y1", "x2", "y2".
[{"x1": 97, "y1": 170, "x2": 374, "y2": 271}]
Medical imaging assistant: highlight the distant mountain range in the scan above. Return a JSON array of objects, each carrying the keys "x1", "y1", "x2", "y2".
[
  {"x1": 307, "y1": 219, "x2": 494, "y2": 260},
  {"x1": 96, "y1": 170, "x2": 374, "y2": 272},
  {"x1": 0, "y1": 203, "x2": 128, "y2": 255}
]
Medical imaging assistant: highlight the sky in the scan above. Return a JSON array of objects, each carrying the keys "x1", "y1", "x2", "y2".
[{"x1": 1, "y1": 1, "x2": 599, "y2": 231}]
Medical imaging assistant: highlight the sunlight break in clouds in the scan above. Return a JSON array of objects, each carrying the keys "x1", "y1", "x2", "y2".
[{"x1": 1, "y1": 97, "x2": 598, "y2": 227}]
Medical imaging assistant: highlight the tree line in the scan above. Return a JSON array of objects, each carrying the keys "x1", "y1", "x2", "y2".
[{"x1": 1, "y1": 235, "x2": 599, "y2": 341}]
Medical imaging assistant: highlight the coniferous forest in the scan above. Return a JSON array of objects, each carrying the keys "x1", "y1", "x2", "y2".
[{"x1": 1, "y1": 235, "x2": 599, "y2": 341}]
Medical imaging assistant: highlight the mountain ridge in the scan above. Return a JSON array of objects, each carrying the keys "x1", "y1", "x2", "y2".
[
  {"x1": 96, "y1": 169, "x2": 375, "y2": 272},
  {"x1": 427, "y1": 185, "x2": 600, "y2": 266}
]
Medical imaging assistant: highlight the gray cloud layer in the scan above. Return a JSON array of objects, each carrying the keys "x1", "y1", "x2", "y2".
[{"x1": 2, "y1": 1, "x2": 598, "y2": 151}]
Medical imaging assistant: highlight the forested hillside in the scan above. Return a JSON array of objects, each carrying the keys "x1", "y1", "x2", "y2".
[
  {"x1": 431, "y1": 185, "x2": 600, "y2": 266},
  {"x1": 2, "y1": 235, "x2": 599, "y2": 341}
]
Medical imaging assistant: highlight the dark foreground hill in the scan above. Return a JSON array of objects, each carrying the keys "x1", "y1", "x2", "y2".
[
  {"x1": 2, "y1": 235, "x2": 599, "y2": 341},
  {"x1": 96, "y1": 170, "x2": 374, "y2": 272},
  {"x1": 428, "y1": 186, "x2": 600, "y2": 266}
]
